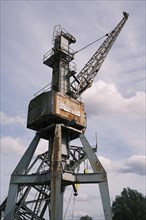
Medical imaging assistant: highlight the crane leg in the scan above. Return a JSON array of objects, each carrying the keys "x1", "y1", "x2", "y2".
[
  {"x1": 79, "y1": 133, "x2": 112, "y2": 220},
  {"x1": 4, "y1": 134, "x2": 40, "y2": 220},
  {"x1": 50, "y1": 124, "x2": 64, "y2": 220},
  {"x1": 3, "y1": 184, "x2": 18, "y2": 220},
  {"x1": 99, "y1": 182, "x2": 112, "y2": 220}
]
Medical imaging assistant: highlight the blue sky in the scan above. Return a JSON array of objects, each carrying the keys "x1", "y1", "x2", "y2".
[{"x1": 0, "y1": 1, "x2": 145, "y2": 219}]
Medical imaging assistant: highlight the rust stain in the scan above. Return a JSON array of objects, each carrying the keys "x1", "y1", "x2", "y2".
[
  {"x1": 50, "y1": 124, "x2": 62, "y2": 219},
  {"x1": 54, "y1": 92, "x2": 86, "y2": 127},
  {"x1": 51, "y1": 124, "x2": 62, "y2": 173}
]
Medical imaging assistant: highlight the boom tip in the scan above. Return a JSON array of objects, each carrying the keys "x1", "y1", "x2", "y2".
[{"x1": 123, "y1": 11, "x2": 129, "y2": 19}]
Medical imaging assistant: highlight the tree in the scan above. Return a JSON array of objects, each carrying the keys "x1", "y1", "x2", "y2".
[
  {"x1": 80, "y1": 215, "x2": 93, "y2": 220},
  {"x1": 112, "y1": 187, "x2": 146, "y2": 220}
]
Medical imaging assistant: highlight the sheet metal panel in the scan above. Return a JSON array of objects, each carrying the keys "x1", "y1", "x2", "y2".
[
  {"x1": 54, "y1": 92, "x2": 86, "y2": 128},
  {"x1": 27, "y1": 91, "x2": 86, "y2": 131}
]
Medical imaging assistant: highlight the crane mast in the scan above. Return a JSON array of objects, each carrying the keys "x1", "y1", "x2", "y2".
[
  {"x1": 70, "y1": 12, "x2": 129, "y2": 98},
  {"x1": 1, "y1": 12, "x2": 129, "y2": 220}
]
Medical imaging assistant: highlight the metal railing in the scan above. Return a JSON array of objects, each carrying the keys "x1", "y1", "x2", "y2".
[{"x1": 33, "y1": 83, "x2": 52, "y2": 97}]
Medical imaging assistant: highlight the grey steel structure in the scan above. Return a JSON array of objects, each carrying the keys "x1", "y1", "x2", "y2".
[{"x1": 1, "y1": 12, "x2": 129, "y2": 220}]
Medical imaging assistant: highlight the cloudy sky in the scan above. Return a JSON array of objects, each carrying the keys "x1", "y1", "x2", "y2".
[{"x1": 0, "y1": 1, "x2": 145, "y2": 219}]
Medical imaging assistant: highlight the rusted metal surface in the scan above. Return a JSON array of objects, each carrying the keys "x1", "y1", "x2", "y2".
[
  {"x1": 50, "y1": 124, "x2": 63, "y2": 220},
  {"x1": 54, "y1": 92, "x2": 86, "y2": 128},
  {"x1": 51, "y1": 124, "x2": 62, "y2": 169}
]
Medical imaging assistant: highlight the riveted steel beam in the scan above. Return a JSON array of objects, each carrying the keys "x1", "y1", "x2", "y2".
[
  {"x1": 11, "y1": 173, "x2": 51, "y2": 185},
  {"x1": 63, "y1": 172, "x2": 107, "y2": 184}
]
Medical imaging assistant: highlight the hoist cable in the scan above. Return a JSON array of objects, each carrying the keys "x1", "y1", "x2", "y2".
[
  {"x1": 74, "y1": 33, "x2": 108, "y2": 55},
  {"x1": 63, "y1": 190, "x2": 73, "y2": 220},
  {"x1": 72, "y1": 195, "x2": 76, "y2": 220}
]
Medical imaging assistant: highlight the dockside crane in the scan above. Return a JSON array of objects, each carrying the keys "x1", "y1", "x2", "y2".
[{"x1": 1, "y1": 12, "x2": 129, "y2": 220}]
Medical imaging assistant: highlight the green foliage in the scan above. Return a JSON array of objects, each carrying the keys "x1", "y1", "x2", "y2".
[
  {"x1": 112, "y1": 187, "x2": 146, "y2": 220},
  {"x1": 80, "y1": 215, "x2": 93, "y2": 220}
]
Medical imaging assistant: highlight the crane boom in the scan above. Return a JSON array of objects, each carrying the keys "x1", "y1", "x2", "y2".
[{"x1": 70, "y1": 12, "x2": 129, "y2": 98}]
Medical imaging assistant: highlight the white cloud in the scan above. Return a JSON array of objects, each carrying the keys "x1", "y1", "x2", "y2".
[
  {"x1": 88, "y1": 155, "x2": 146, "y2": 176},
  {"x1": 76, "y1": 193, "x2": 88, "y2": 202},
  {"x1": 83, "y1": 80, "x2": 145, "y2": 118},
  {"x1": 1, "y1": 112, "x2": 26, "y2": 126},
  {"x1": 117, "y1": 155, "x2": 146, "y2": 176},
  {"x1": 98, "y1": 156, "x2": 113, "y2": 172},
  {"x1": 1, "y1": 136, "x2": 48, "y2": 156},
  {"x1": 1, "y1": 136, "x2": 26, "y2": 155}
]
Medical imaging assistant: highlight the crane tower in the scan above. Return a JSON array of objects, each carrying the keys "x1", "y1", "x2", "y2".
[{"x1": 1, "y1": 12, "x2": 129, "y2": 220}]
